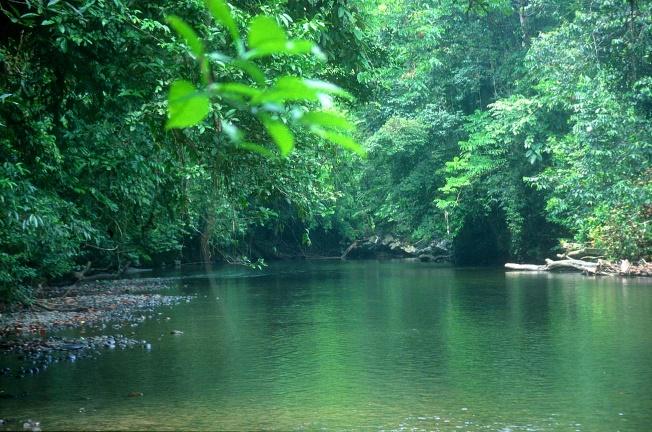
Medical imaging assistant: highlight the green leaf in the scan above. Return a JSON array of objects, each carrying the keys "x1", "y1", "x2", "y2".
[
  {"x1": 166, "y1": 15, "x2": 204, "y2": 58},
  {"x1": 245, "y1": 39, "x2": 315, "y2": 59},
  {"x1": 248, "y1": 16, "x2": 286, "y2": 49},
  {"x1": 262, "y1": 117, "x2": 294, "y2": 156},
  {"x1": 166, "y1": 80, "x2": 210, "y2": 129},
  {"x1": 313, "y1": 129, "x2": 365, "y2": 157},
  {"x1": 212, "y1": 82, "x2": 263, "y2": 100},
  {"x1": 205, "y1": 0, "x2": 240, "y2": 42},
  {"x1": 238, "y1": 142, "x2": 274, "y2": 158},
  {"x1": 304, "y1": 79, "x2": 353, "y2": 99},
  {"x1": 252, "y1": 77, "x2": 311, "y2": 104},
  {"x1": 300, "y1": 111, "x2": 354, "y2": 131},
  {"x1": 252, "y1": 77, "x2": 352, "y2": 105},
  {"x1": 231, "y1": 60, "x2": 266, "y2": 84}
]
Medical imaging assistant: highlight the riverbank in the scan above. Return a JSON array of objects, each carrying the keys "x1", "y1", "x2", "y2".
[{"x1": 0, "y1": 278, "x2": 192, "y2": 379}]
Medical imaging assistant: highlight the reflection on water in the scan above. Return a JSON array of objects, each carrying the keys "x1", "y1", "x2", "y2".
[{"x1": 1, "y1": 261, "x2": 651, "y2": 431}]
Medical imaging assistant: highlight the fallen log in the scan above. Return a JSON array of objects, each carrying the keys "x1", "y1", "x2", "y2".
[
  {"x1": 556, "y1": 253, "x2": 603, "y2": 262},
  {"x1": 506, "y1": 257, "x2": 652, "y2": 276},
  {"x1": 506, "y1": 258, "x2": 608, "y2": 275},
  {"x1": 340, "y1": 241, "x2": 359, "y2": 260},
  {"x1": 504, "y1": 263, "x2": 546, "y2": 271},
  {"x1": 566, "y1": 248, "x2": 604, "y2": 259},
  {"x1": 544, "y1": 258, "x2": 605, "y2": 274}
]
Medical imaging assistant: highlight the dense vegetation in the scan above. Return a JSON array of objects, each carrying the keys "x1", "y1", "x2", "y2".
[
  {"x1": 355, "y1": 0, "x2": 651, "y2": 263},
  {"x1": 1, "y1": 0, "x2": 650, "y2": 301}
]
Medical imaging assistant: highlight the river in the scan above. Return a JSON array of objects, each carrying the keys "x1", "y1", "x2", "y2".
[{"x1": 2, "y1": 261, "x2": 651, "y2": 431}]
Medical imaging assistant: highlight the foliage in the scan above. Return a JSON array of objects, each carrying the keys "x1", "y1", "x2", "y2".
[
  {"x1": 356, "y1": 0, "x2": 651, "y2": 261},
  {"x1": 0, "y1": 0, "x2": 372, "y2": 302},
  {"x1": 522, "y1": 1, "x2": 652, "y2": 259},
  {"x1": 360, "y1": 109, "x2": 462, "y2": 240},
  {"x1": 164, "y1": 0, "x2": 364, "y2": 157},
  {"x1": 1, "y1": 0, "x2": 651, "y2": 304}
]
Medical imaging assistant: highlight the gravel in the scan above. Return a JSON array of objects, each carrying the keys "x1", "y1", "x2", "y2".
[{"x1": 0, "y1": 278, "x2": 193, "y2": 378}]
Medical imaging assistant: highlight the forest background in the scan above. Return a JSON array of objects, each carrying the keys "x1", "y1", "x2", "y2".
[{"x1": 1, "y1": 0, "x2": 650, "y2": 302}]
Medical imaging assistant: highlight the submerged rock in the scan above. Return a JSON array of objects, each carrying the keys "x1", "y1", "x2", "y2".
[
  {"x1": 0, "y1": 293, "x2": 192, "y2": 337},
  {"x1": 22, "y1": 419, "x2": 41, "y2": 431},
  {"x1": 0, "y1": 335, "x2": 148, "y2": 377},
  {"x1": 61, "y1": 343, "x2": 85, "y2": 350}
]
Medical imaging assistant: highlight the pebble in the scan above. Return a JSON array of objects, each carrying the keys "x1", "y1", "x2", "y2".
[
  {"x1": 1, "y1": 290, "x2": 191, "y2": 338},
  {"x1": 3, "y1": 335, "x2": 150, "y2": 377},
  {"x1": 0, "y1": 281, "x2": 192, "y2": 376}
]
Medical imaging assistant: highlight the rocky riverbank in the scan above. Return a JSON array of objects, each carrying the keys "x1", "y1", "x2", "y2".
[
  {"x1": 341, "y1": 234, "x2": 451, "y2": 262},
  {"x1": 0, "y1": 278, "x2": 192, "y2": 379}
]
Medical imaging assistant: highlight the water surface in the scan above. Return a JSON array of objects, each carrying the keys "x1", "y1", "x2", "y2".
[{"x1": 2, "y1": 261, "x2": 651, "y2": 430}]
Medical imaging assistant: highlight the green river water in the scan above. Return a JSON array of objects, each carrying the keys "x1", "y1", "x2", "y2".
[{"x1": 1, "y1": 261, "x2": 651, "y2": 431}]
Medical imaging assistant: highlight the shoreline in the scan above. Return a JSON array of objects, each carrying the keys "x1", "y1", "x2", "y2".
[{"x1": 0, "y1": 278, "x2": 192, "y2": 379}]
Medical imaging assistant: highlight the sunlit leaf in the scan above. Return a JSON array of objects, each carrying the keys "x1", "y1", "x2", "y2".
[
  {"x1": 248, "y1": 15, "x2": 286, "y2": 49},
  {"x1": 166, "y1": 15, "x2": 204, "y2": 58},
  {"x1": 166, "y1": 80, "x2": 210, "y2": 129},
  {"x1": 313, "y1": 129, "x2": 365, "y2": 157},
  {"x1": 258, "y1": 77, "x2": 316, "y2": 104},
  {"x1": 252, "y1": 77, "x2": 352, "y2": 105},
  {"x1": 304, "y1": 79, "x2": 353, "y2": 99},
  {"x1": 238, "y1": 142, "x2": 274, "y2": 157},
  {"x1": 213, "y1": 83, "x2": 262, "y2": 99},
  {"x1": 231, "y1": 60, "x2": 266, "y2": 84},
  {"x1": 205, "y1": 0, "x2": 240, "y2": 42},
  {"x1": 300, "y1": 110, "x2": 354, "y2": 131},
  {"x1": 245, "y1": 39, "x2": 314, "y2": 59},
  {"x1": 262, "y1": 117, "x2": 294, "y2": 156}
]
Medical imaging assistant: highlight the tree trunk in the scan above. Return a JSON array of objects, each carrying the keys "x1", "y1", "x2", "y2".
[{"x1": 518, "y1": 0, "x2": 529, "y2": 47}]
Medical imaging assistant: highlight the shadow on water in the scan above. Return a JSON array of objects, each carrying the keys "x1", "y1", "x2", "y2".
[{"x1": 453, "y1": 211, "x2": 511, "y2": 266}]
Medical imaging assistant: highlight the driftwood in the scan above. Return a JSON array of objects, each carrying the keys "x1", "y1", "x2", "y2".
[
  {"x1": 340, "y1": 241, "x2": 359, "y2": 260},
  {"x1": 505, "y1": 258, "x2": 601, "y2": 273},
  {"x1": 545, "y1": 258, "x2": 606, "y2": 274},
  {"x1": 506, "y1": 257, "x2": 651, "y2": 276},
  {"x1": 504, "y1": 263, "x2": 547, "y2": 271}
]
